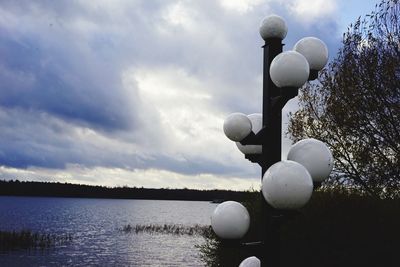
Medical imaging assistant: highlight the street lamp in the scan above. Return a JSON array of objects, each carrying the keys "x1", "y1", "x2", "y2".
[{"x1": 211, "y1": 14, "x2": 333, "y2": 267}]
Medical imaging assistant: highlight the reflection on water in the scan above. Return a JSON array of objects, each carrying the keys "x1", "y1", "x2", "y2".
[{"x1": 0, "y1": 196, "x2": 217, "y2": 266}]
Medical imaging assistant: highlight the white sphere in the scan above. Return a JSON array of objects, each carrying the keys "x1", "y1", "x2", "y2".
[
  {"x1": 223, "y1": 113, "x2": 252, "y2": 142},
  {"x1": 259, "y1": 14, "x2": 287, "y2": 40},
  {"x1": 294, "y1": 37, "x2": 328, "y2": 71},
  {"x1": 287, "y1": 138, "x2": 333, "y2": 183},
  {"x1": 239, "y1": 256, "x2": 260, "y2": 267},
  {"x1": 262, "y1": 160, "x2": 313, "y2": 209},
  {"x1": 211, "y1": 201, "x2": 250, "y2": 239},
  {"x1": 269, "y1": 51, "x2": 310, "y2": 88},
  {"x1": 236, "y1": 113, "x2": 262, "y2": 155}
]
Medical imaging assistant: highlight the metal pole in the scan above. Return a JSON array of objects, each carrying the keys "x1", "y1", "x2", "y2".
[{"x1": 260, "y1": 38, "x2": 283, "y2": 267}]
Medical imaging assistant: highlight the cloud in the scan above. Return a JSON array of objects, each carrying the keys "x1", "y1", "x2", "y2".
[
  {"x1": 0, "y1": 107, "x2": 135, "y2": 169},
  {"x1": 0, "y1": 165, "x2": 260, "y2": 190},
  {"x1": 0, "y1": 3, "x2": 136, "y2": 131},
  {"x1": 0, "y1": 0, "x2": 346, "y2": 189},
  {"x1": 162, "y1": 1, "x2": 198, "y2": 29},
  {"x1": 0, "y1": 104, "x2": 250, "y2": 178},
  {"x1": 218, "y1": 0, "x2": 265, "y2": 14},
  {"x1": 284, "y1": 0, "x2": 338, "y2": 24}
]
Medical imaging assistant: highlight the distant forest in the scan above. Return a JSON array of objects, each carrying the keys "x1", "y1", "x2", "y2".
[{"x1": 0, "y1": 180, "x2": 252, "y2": 202}]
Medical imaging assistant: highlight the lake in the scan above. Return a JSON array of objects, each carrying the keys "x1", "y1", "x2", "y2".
[{"x1": 0, "y1": 196, "x2": 218, "y2": 266}]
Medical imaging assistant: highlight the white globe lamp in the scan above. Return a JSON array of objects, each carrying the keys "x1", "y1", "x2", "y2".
[
  {"x1": 262, "y1": 160, "x2": 313, "y2": 209},
  {"x1": 259, "y1": 15, "x2": 288, "y2": 40},
  {"x1": 223, "y1": 113, "x2": 252, "y2": 142},
  {"x1": 239, "y1": 256, "x2": 260, "y2": 267},
  {"x1": 287, "y1": 138, "x2": 333, "y2": 183},
  {"x1": 236, "y1": 113, "x2": 262, "y2": 155},
  {"x1": 211, "y1": 201, "x2": 250, "y2": 239},
  {"x1": 269, "y1": 51, "x2": 310, "y2": 88},
  {"x1": 294, "y1": 37, "x2": 328, "y2": 71}
]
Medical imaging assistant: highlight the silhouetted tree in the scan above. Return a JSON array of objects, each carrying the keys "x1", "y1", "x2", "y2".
[{"x1": 288, "y1": 0, "x2": 399, "y2": 197}]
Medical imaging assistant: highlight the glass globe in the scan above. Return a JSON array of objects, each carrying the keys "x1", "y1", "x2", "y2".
[
  {"x1": 239, "y1": 256, "x2": 260, "y2": 267},
  {"x1": 287, "y1": 138, "x2": 333, "y2": 182},
  {"x1": 211, "y1": 201, "x2": 250, "y2": 239},
  {"x1": 262, "y1": 160, "x2": 313, "y2": 209},
  {"x1": 223, "y1": 113, "x2": 252, "y2": 142},
  {"x1": 259, "y1": 14, "x2": 287, "y2": 40},
  {"x1": 294, "y1": 37, "x2": 328, "y2": 71},
  {"x1": 269, "y1": 51, "x2": 310, "y2": 88}
]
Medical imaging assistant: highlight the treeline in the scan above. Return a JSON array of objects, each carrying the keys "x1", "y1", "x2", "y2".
[{"x1": 0, "y1": 180, "x2": 252, "y2": 201}]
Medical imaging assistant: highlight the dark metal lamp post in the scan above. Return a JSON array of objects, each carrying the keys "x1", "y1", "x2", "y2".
[{"x1": 211, "y1": 15, "x2": 334, "y2": 267}]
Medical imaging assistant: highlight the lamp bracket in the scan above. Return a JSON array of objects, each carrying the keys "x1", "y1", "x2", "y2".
[
  {"x1": 270, "y1": 87, "x2": 298, "y2": 114},
  {"x1": 244, "y1": 154, "x2": 263, "y2": 164},
  {"x1": 240, "y1": 126, "x2": 269, "y2": 146}
]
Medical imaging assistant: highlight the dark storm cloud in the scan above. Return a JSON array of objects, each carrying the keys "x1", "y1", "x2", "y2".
[
  {"x1": 0, "y1": 107, "x2": 143, "y2": 170},
  {"x1": 0, "y1": 26, "x2": 134, "y2": 131}
]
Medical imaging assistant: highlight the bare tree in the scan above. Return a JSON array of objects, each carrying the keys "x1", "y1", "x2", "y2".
[{"x1": 288, "y1": 0, "x2": 400, "y2": 197}]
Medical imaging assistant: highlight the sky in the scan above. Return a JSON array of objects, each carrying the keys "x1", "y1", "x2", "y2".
[{"x1": 0, "y1": 0, "x2": 379, "y2": 190}]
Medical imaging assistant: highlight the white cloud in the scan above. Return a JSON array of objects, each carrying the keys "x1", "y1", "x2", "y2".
[
  {"x1": 283, "y1": 0, "x2": 337, "y2": 24},
  {"x1": 162, "y1": 1, "x2": 197, "y2": 29},
  {"x1": 122, "y1": 65, "x2": 247, "y2": 168},
  {"x1": 218, "y1": 0, "x2": 264, "y2": 14}
]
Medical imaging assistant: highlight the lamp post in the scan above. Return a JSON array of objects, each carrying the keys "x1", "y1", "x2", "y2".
[{"x1": 212, "y1": 14, "x2": 334, "y2": 267}]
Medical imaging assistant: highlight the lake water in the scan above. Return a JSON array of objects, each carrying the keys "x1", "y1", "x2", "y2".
[{"x1": 0, "y1": 196, "x2": 218, "y2": 266}]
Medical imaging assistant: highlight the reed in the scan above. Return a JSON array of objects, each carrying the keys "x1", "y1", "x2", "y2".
[
  {"x1": 0, "y1": 230, "x2": 72, "y2": 251},
  {"x1": 120, "y1": 223, "x2": 212, "y2": 237}
]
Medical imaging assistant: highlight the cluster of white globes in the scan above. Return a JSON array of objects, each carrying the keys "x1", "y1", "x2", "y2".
[
  {"x1": 211, "y1": 14, "x2": 332, "y2": 267},
  {"x1": 211, "y1": 136, "x2": 333, "y2": 236},
  {"x1": 211, "y1": 134, "x2": 333, "y2": 267},
  {"x1": 261, "y1": 14, "x2": 328, "y2": 88}
]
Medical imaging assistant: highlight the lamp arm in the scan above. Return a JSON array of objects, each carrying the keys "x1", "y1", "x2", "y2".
[
  {"x1": 245, "y1": 154, "x2": 264, "y2": 165},
  {"x1": 271, "y1": 87, "x2": 299, "y2": 114},
  {"x1": 239, "y1": 126, "x2": 269, "y2": 145}
]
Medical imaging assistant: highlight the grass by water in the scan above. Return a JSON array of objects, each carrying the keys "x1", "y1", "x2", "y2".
[
  {"x1": 120, "y1": 223, "x2": 212, "y2": 237},
  {"x1": 0, "y1": 230, "x2": 72, "y2": 251}
]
